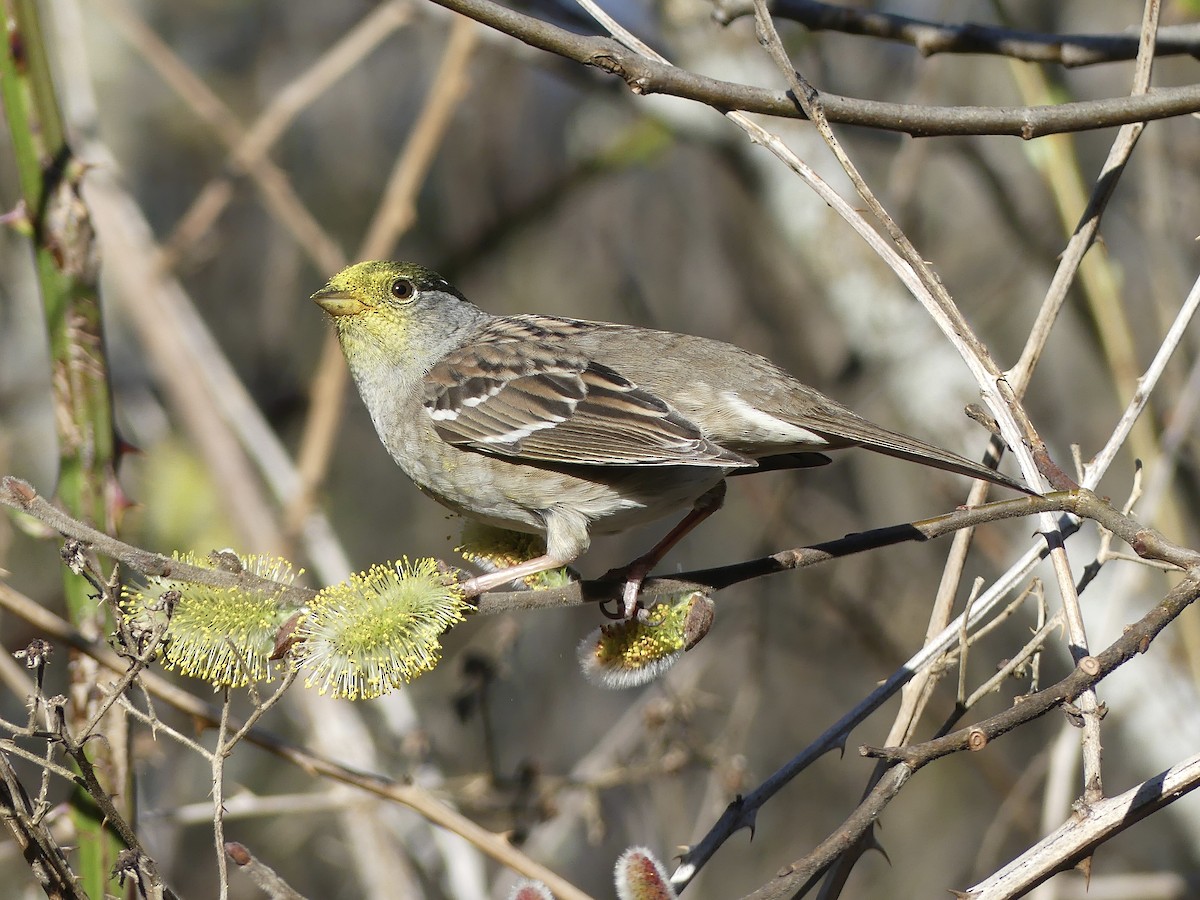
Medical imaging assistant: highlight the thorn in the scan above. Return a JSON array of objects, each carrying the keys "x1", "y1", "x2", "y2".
[
  {"x1": 1075, "y1": 854, "x2": 1093, "y2": 883},
  {"x1": 861, "y1": 827, "x2": 890, "y2": 866},
  {"x1": 741, "y1": 806, "x2": 758, "y2": 841}
]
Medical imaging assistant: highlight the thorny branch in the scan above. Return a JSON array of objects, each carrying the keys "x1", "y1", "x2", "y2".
[{"x1": 7, "y1": 466, "x2": 1200, "y2": 897}]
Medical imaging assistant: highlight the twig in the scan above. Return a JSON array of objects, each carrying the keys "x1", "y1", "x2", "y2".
[
  {"x1": 0, "y1": 753, "x2": 86, "y2": 900},
  {"x1": 962, "y1": 610, "x2": 1060, "y2": 711},
  {"x1": 1085, "y1": 271, "x2": 1200, "y2": 487},
  {"x1": 1008, "y1": 3, "x2": 1160, "y2": 394},
  {"x1": 861, "y1": 574, "x2": 1200, "y2": 768},
  {"x1": 711, "y1": 0, "x2": 1200, "y2": 67},
  {"x1": 0, "y1": 740, "x2": 81, "y2": 787},
  {"x1": 225, "y1": 842, "x2": 308, "y2": 900},
  {"x1": 959, "y1": 578, "x2": 1041, "y2": 649},
  {"x1": 0, "y1": 476, "x2": 316, "y2": 609},
  {"x1": 953, "y1": 577, "x2": 984, "y2": 704},
  {"x1": 170, "y1": 791, "x2": 363, "y2": 826},
  {"x1": 116, "y1": 696, "x2": 215, "y2": 762},
  {"x1": 213, "y1": 691, "x2": 232, "y2": 900},
  {"x1": 54, "y1": 708, "x2": 181, "y2": 900}
]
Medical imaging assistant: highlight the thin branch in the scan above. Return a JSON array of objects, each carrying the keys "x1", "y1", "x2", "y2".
[
  {"x1": 225, "y1": 843, "x2": 308, "y2": 900},
  {"x1": 862, "y1": 574, "x2": 1200, "y2": 768},
  {"x1": 213, "y1": 692, "x2": 232, "y2": 900},
  {"x1": 0, "y1": 753, "x2": 86, "y2": 900},
  {"x1": 961, "y1": 610, "x2": 1059, "y2": 711},
  {"x1": 116, "y1": 696, "x2": 215, "y2": 762},
  {"x1": 1086, "y1": 270, "x2": 1200, "y2": 486},
  {"x1": 55, "y1": 714, "x2": 181, "y2": 900},
  {"x1": 711, "y1": 0, "x2": 1200, "y2": 67},
  {"x1": 9, "y1": 474, "x2": 1199, "y2": 612},
  {"x1": 0, "y1": 476, "x2": 316, "y2": 608},
  {"x1": 1008, "y1": 9, "x2": 1159, "y2": 393}
]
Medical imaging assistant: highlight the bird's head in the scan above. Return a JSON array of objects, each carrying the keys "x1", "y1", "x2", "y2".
[{"x1": 312, "y1": 261, "x2": 482, "y2": 364}]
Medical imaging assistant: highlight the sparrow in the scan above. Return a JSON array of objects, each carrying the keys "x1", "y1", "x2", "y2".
[{"x1": 314, "y1": 261, "x2": 1029, "y2": 617}]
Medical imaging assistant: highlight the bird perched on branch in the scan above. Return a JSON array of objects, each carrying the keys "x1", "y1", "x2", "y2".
[{"x1": 314, "y1": 261, "x2": 1030, "y2": 618}]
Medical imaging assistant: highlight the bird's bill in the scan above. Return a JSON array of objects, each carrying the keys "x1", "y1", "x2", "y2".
[{"x1": 311, "y1": 287, "x2": 368, "y2": 317}]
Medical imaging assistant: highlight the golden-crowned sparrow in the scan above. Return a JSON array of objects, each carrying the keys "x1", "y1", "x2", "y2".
[{"x1": 314, "y1": 261, "x2": 1030, "y2": 616}]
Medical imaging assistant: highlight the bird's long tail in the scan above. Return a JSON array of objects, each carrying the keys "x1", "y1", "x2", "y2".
[{"x1": 806, "y1": 410, "x2": 1037, "y2": 495}]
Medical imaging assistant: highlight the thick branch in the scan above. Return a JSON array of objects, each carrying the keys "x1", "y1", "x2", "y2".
[
  {"x1": 8, "y1": 475, "x2": 1199, "y2": 613},
  {"x1": 962, "y1": 750, "x2": 1200, "y2": 897},
  {"x1": 0, "y1": 476, "x2": 318, "y2": 610},
  {"x1": 426, "y1": 0, "x2": 1200, "y2": 137}
]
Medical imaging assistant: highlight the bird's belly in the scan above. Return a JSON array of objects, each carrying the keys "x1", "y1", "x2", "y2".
[{"x1": 396, "y1": 439, "x2": 725, "y2": 536}]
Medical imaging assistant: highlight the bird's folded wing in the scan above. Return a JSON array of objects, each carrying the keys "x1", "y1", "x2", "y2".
[{"x1": 423, "y1": 323, "x2": 751, "y2": 467}]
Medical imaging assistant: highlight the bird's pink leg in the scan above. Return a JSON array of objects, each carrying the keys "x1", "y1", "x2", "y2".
[
  {"x1": 458, "y1": 554, "x2": 566, "y2": 597},
  {"x1": 618, "y1": 482, "x2": 726, "y2": 619}
]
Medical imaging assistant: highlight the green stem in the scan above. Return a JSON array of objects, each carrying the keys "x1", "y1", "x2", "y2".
[{"x1": 2, "y1": 2, "x2": 126, "y2": 896}]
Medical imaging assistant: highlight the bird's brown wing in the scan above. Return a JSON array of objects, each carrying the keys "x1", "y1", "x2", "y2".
[{"x1": 423, "y1": 316, "x2": 752, "y2": 467}]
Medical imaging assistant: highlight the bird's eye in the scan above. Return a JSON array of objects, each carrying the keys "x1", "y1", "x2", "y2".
[{"x1": 390, "y1": 278, "x2": 416, "y2": 301}]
